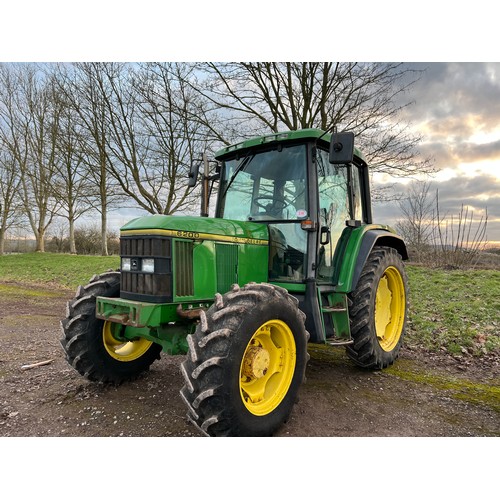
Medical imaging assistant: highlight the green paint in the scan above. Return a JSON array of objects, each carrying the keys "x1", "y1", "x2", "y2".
[
  {"x1": 121, "y1": 214, "x2": 269, "y2": 243},
  {"x1": 327, "y1": 292, "x2": 351, "y2": 339},
  {"x1": 96, "y1": 297, "x2": 185, "y2": 326},
  {"x1": 332, "y1": 224, "x2": 396, "y2": 292},
  {"x1": 109, "y1": 322, "x2": 191, "y2": 355},
  {"x1": 172, "y1": 237, "x2": 268, "y2": 301},
  {"x1": 269, "y1": 282, "x2": 306, "y2": 293}
]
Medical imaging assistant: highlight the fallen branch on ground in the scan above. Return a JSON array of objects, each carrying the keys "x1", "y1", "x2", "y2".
[{"x1": 21, "y1": 359, "x2": 53, "y2": 370}]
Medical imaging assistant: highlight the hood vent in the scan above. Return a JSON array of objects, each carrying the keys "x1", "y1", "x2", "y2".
[{"x1": 175, "y1": 240, "x2": 194, "y2": 297}]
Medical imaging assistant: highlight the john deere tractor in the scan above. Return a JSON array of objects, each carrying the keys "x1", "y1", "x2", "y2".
[{"x1": 61, "y1": 129, "x2": 408, "y2": 437}]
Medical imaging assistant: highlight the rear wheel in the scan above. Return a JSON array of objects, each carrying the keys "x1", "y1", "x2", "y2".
[
  {"x1": 180, "y1": 283, "x2": 309, "y2": 436},
  {"x1": 346, "y1": 247, "x2": 408, "y2": 369},
  {"x1": 60, "y1": 271, "x2": 162, "y2": 384}
]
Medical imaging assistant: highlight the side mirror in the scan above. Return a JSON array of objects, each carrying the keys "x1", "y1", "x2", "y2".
[
  {"x1": 188, "y1": 162, "x2": 201, "y2": 188},
  {"x1": 329, "y1": 131, "x2": 355, "y2": 164},
  {"x1": 320, "y1": 226, "x2": 331, "y2": 245}
]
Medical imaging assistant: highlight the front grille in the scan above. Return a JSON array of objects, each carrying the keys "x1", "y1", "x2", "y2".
[{"x1": 120, "y1": 236, "x2": 172, "y2": 302}]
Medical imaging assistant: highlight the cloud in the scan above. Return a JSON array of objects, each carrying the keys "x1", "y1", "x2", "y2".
[
  {"x1": 373, "y1": 174, "x2": 500, "y2": 243},
  {"x1": 403, "y1": 63, "x2": 500, "y2": 124},
  {"x1": 433, "y1": 176, "x2": 498, "y2": 217},
  {"x1": 397, "y1": 63, "x2": 500, "y2": 170}
]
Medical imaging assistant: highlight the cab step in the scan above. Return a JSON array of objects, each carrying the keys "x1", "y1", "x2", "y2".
[
  {"x1": 326, "y1": 338, "x2": 354, "y2": 346},
  {"x1": 321, "y1": 305, "x2": 347, "y2": 313}
]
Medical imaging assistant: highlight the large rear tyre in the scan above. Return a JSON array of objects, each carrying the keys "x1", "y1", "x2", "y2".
[
  {"x1": 60, "y1": 271, "x2": 162, "y2": 384},
  {"x1": 180, "y1": 283, "x2": 309, "y2": 436},
  {"x1": 346, "y1": 247, "x2": 408, "y2": 369}
]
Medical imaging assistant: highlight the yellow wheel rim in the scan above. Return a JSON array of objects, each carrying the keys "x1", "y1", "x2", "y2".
[
  {"x1": 375, "y1": 266, "x2": 406, "y2": 352},
  {"x1": 239, "y1": 319, "x2": 296, "y2": 416},
  {"x1": 102, "y1": 321, "x2": 154, "y2": 362}
]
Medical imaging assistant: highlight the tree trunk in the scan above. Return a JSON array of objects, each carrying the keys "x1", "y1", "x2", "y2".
[
  {"x1": 101, "y1": 207, "x2": 108, "y2": 256},
  {"x1": 69, "y1": 217, "x2": 76, "y2": 254},
  {"x1": 0, "y1": 227, "x2": 5, "y2": 255},
  {"x1": 35, "y1": 227, "x2": 45, "y2": 252}
]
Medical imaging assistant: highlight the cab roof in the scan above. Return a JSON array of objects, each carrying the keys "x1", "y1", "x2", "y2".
[{"x1": 215, "y1": 128, "x2": 366, "y2": 163}]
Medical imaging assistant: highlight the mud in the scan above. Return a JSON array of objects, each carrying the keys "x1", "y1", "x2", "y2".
[{"x1": 0, "y1": 280, "x2": 498, "y2": 438}]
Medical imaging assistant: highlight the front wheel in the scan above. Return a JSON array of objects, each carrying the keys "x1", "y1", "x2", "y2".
[
  {"x1": 60, "y1": 271, "x2": 162, "y2": 384},
  {"x1": 180, "y1": 283, "x2": 310, "y2": 436},
  {"x1": 346, "y1": 247, "x2": 408, "y2": 369}
]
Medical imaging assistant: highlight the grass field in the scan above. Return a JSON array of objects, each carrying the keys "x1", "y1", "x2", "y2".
[
  {"x1": 0, "y1": 252, "x2": 120, "y2": 289},
  {"x1": 0, "y1": 253, "x2": 499, "y2": 356},
  {"x1": 405, "y1": 265, "x2": 500, "y2": 355}
]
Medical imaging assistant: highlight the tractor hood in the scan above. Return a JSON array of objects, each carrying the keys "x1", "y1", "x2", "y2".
[{"x1": 120, "y1": 215, "x2": 269, "y2": 246}]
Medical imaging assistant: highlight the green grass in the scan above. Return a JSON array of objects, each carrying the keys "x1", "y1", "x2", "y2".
[
  {"x1": 0, "y1": 252, "x2": 120, "y2": 290},
  {"x1": 0, "y1": 254, "x2": 498, "y2": 356},
  {"x1": 385, "y1": 359, "x2": 500, "y2": 412},
  {"x1": 406, "y1": 265, "x2": 500, "y2": 356}
]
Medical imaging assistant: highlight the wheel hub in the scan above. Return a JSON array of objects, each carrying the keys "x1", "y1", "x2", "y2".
[{"x1": 242, "y1": 346, "x2": 270, "y2": 380}]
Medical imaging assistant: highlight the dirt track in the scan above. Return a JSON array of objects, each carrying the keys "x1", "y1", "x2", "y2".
[{"x1": 0, "y1": 280, "x2": 499, "y2": 438}]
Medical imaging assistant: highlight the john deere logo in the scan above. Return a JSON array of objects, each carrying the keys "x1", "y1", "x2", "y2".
[{"x1": 131, "y1": 259, "x2": 139, "y2": 271}]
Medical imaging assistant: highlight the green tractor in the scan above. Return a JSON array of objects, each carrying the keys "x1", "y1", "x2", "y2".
[{"x1": 61, "y1": 128, "x2": 409, "y2": 437}]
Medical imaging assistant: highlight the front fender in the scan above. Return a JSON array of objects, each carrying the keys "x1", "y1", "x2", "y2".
[{"x1": 333, "y1": 226, "x2": 408, "y2": 293}]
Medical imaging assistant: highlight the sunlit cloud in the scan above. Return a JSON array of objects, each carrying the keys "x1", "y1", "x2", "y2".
[{"x1": 375, "y1": 62, "x2": 500, "y2": 243}]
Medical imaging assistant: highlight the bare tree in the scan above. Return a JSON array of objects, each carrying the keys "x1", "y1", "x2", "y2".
[
  {"x1": 94, "y1": 62, "x2": 211, "y2": 214},
  {"x1": 430, "y1": 192, "x2": 488, "y2": 269},
  {"x1": 0, "y1": 65, "x2": 30, "y2": 253},
  {"x1": 53, "y1": 63, "x2": 121, "y2": 255},
  {"x1": 192, "y1": 62, "x2": 434, "y2": 177},
  {"x1": 0, "y1": 63, "x2": 61, "y2": 252},
  {"x1": 396, "y1": 180, "x2": 489, "y2": 268},
  {"x1": 395, "y1": 180, "x2": 435, "y2": 260},
  {"x1": 0, "y1": 147, "x2": 24, "y2": 254},
  {"x1": 22, "y1": 69, "x2": 62, "y2": 251},
  {"x1": 52, "y1": 95, "x2": 99, "y2": 253},
  {"x1": 53, "y1": 62, "x2": 215, "y2": 250},
  {"x1": 132, "y1": 63, "x2": 212, "y2": 214}
]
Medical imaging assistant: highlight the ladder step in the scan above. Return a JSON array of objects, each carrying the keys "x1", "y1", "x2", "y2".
[
  {"x1": 321, "y1": 306, "x2": 347, "y2": 313},
  {"x1": 326, "y1": 339, "x2": 354, "y2": 346}
]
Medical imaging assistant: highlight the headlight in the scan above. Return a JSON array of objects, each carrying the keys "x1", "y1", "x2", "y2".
[
  {"x1": 141, "y1": 258, "x2": 155, "y2": 273},
  {"x1": 121, "y1": 258, "x2": 131, "y2": 271}
]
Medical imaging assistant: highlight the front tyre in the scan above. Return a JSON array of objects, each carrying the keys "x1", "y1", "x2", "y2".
[
  {"x1": 180, "y1": 283, "x2": 309, "y2": 437},
  {"x1": 346, "y1": 247, "x2": 408, "y2": 369},
  {"x1": 60, "y1": 271, "x2": 162, "y2": 384}
]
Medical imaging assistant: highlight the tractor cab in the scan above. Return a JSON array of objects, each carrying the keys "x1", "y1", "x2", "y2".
[
  {"x1": 214, "y1": 129, "x2": 372, "y2": 287},
  {"x1": 210, "y1": 129, "x2": 406, "y2": 345}
]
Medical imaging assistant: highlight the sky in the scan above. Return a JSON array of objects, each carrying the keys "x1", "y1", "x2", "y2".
[
  {"x1": 108, "y1": 62, "x2": 500, "y2": 247},
  {"x1": 372, "y1": 62, "x2": 500, "y2": 246},
  {"x1": 2, "y1": 4, "x2": 499, "y2": 246}
]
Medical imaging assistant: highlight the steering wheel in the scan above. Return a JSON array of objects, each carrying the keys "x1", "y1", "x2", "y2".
[{"x1": 253, "y1": 196, "x2": 287, "y2": 211}]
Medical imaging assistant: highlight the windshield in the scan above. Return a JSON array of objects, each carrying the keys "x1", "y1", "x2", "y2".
[{"x1": 218, "y1": 144, "x2": 308, "y2": 221}]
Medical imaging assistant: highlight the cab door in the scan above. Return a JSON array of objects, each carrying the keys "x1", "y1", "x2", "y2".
[{"x1": 316, "y1": 148, "x2": 363, "y2": 282}]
